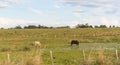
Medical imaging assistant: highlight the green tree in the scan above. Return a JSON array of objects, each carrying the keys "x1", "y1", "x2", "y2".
[
  {"x1": 24, "y1": 25, "x2": 38, "y2": 29},
  {"x1": 99, "y1": 25, "x2": 107, "y2": 28},
  {"x1": 75, "y1": 23, "x2": 93, "y2": 28},
  {"x1": 14, "y1": 25, "x2": 22, "y2": 29}
]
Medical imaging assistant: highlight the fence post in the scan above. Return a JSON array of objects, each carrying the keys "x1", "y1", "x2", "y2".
[
  {"x1": 83, "y1": 49, "x2": 86, "y2": 60},
  {"x1": 7, "y1": 52, "x2": 10, "y2": 63},
  {"x1": 116, "y1": 49, "x2": 119, "y2": 62},
  {"x1": 50, "y1": 50, "x2": 54, "y2": 65}
]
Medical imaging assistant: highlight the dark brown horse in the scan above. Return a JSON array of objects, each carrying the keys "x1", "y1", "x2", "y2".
[{"x1": 71, "y1": 40, "x2": 79, "y2": 46}]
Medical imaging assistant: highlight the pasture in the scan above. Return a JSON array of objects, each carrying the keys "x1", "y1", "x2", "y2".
[{"x1": 0, "y1": 28, "x2": 120, "y2": 65}]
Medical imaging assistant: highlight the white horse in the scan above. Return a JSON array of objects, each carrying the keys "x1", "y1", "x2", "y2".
[{"x1": 33, "y1": 41, "x2": 41, "y2": 47}]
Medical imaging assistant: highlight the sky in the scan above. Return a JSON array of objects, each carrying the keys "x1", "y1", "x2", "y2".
[{"x1": 0, "y1": 0, "x2": 120, "y2": 28}]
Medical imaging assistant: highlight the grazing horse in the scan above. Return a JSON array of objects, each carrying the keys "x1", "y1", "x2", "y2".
[
  {"x1": 33, "y1": 41, "x2": 41, "y2": 47},
  {"x1": 71, "y1": 40, "x2": 79, "y2": 46}
]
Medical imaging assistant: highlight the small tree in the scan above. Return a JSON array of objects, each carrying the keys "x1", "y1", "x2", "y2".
[
  {"x1": 56, "y1": 26, "x2": 70, "y2": 28},
  {"x1": 24, "y1": 25, "x2": 38, "y2": 29},
  {"x1": 99, "y1": 25, "x2": 107, "y2": 28},
  {"x1": 94, "y1": 25, "x2": 99, "y2": 28},
  {"x1": 14, "y1": 25, "x2": 22, "y2": 29},
  {"x1": 75, "y1": 23, "x2": 93, "y2": 28}
]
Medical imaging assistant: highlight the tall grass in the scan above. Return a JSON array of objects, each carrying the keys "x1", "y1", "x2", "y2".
[
  {"x1": 0, "y1": 49, "x2": 43, "y2": 65},
  {"x1": 0, "y1": 48, "x2": 119, "y2": 65}
]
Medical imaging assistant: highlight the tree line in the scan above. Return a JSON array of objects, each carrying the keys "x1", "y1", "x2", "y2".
[
  {"x1": 13, "y1": 25, "x2": 70, "y2": 29},
  {"x1": 76, "y1": 23, "x2": 117, "y2": 28},
  {"x1": 4, "y1": 23, "x2": 119, "y2": 29}
]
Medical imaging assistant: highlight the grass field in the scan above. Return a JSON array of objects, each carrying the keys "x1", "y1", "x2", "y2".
[{"x1": 0, "y1": 28, "x2": 120, "y2": 65}]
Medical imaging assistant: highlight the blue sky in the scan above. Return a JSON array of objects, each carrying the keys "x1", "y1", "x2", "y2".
[{"x1": 0, "y1": 0, "x2": 120, "y2": 28}]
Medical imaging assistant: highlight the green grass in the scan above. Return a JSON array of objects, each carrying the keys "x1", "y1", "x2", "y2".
[{"x1": 0, "y1": 28, "x2": 120, "y2": 65}]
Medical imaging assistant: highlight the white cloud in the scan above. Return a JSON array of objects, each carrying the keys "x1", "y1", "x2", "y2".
[
  {"x1": 58, "y1": 0, "x2": 120, "y2": 26},
  {"x1": 8, "y1": 0, "x2": 27, "y2": 3},
  {"x1": 54, "y1": 5, "x2": 61, "y2": 8},
  {"x1": 0, "y1": 17, "x2": 82, "y2": 28},
  {"x1": 29, "y1": 8, "x2": 46, "y2": 16},
  {"x1": 58, "y1": 0, "x2": 120, "y2": 15},
  {"x1": 2, "y1": 17, "x2": 118, "y2": 28},
  {"x1": 59, "y1": 0, "x2": 119, "y2": 7},
  {"x1": 100, "y1": 17, "x2": 120, "y2": 26},
  {"x1": 72, "y1": 7, "x2": 85, "y2": 17},
  {"x1": 0, "y1": 1, "x2": 9, "y2": 8},
  {"x1": 66, "y1": 21, "x2": 80, "y2": 27},
  {"x1": 0, "y1": 0, "x2": 30, "y2": 8},
  {"x1": 0, "y1": 18, "x2": 36, "y2": 28}
]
